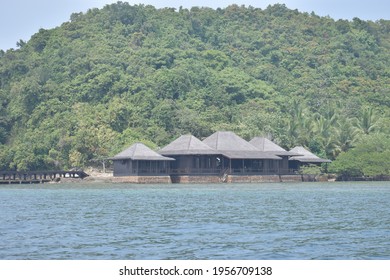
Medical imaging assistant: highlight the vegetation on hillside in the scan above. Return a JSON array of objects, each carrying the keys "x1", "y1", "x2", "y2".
[
  {"x1": 329, "y1": 134, "x2": 390, "y2": 178},
  {"x1": 0, "y1": 2, "x2": 389, "y2": 176}
]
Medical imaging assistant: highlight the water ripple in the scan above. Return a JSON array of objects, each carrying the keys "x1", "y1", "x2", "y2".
[{"x1": 0, "y1": 182, "x2": 389, "y2": 259}]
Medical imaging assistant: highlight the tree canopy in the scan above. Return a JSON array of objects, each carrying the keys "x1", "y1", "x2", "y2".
[
  {"x1": 329, "y1": 134, "x2": 390, "y2": 178},
  {"x1": 0, "y1": 3, "x2": 389, "y2": 175}
]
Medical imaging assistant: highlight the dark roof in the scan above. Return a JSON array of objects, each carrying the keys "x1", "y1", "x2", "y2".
[
  {"x1": 203, "y1": 131, "x2": 281, "y2": 159},
  {"x1": 289, "y1": 146, "x2": 331, "y2": 163},
  {"x1": 111, "y1": 143, "x2": 174, "y2": 161},
  {"x1": 159, "y1": 135, "x2": 220, "y2": 155},
  {"x1": 220, "y1": 150, "x2": 282, "y2": 159},
  {"x1": 249, "y1": 137, "x2": 301, "y2": 156}
]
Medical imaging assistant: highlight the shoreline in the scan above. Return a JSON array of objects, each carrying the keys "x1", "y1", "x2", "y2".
[
  {"x1": 53, "y1": 173, "x2": 390, "y2": 184},
  {"x1": 1, "y1": 168, "x2": 389, "y2": 184}
]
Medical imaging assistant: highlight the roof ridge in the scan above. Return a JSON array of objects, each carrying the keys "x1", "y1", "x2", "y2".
[
  {"x1": 187, "y1": 135, "x2": 192, "y2": 150},
  {"x1": 131, "y1": 143, "x2": 138, "y2": 157},
  {"x1": 216, "y1": 131, "x2": 219, "y2": 150}
]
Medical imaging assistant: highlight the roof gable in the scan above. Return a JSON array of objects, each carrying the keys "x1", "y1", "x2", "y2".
[
  {"x1": 250, "y1": 137, "x2": 286, "y2": 152},
  {"x1": 203, "y1": 131, "x2": 281, "y2": 159},
  {"x1": 159, "y1": 135, "x2": 219, "y2": 155},
  {"x1": 203, "y1": 131, "x2": 258, "y2": 151},
  {"x1": 250, "y1": 137, "x2": 301, "y2": 156},
  {"x1": 289, "y1": 146, "x2": 331, "y2": 163},
  {"x1": 112, "y1": 143, "x2": 174, "y2": 161}
]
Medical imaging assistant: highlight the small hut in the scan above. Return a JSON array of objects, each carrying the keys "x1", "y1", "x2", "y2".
[
  {"x1": 249, "y1": 137, "x2": 301, "y2": 174},
  {"x1": 111, "y1": 143, "x2": 174, "y2": 177},
  {"x1": 203, "y1": 131, "x2": 281, "y2": 174},
  {"x1": 159, "y1": 135, "x2": 220, "y2": 174},
  {"x1": 288, "y1": 146, "x2": 331, "y2": 171}
]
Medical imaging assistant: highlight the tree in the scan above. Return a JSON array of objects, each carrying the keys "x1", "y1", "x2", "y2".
[
  {"x1": 334, "y1": 117, "x2": 360, "y2": 154},
  {"x1": 355, "y1": 107, "x2": 380, "y2": 135},
  {"x1": 0, "y1": 3, "x2": 388, "y2": 170},
  {"x1": 329, "y1": 134, "x2": 390, "y2": 178}
]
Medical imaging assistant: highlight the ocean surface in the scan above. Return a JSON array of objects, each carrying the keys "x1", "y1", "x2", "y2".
[{"x1": 0, "y1": 182, "x2": 389, "y2": 260}]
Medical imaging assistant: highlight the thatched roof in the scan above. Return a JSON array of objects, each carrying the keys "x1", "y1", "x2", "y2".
[
  {"x1": 289, "y1": 146, "x2": 331, "y2": 163},
  {"x1": 249, "y1": 137, "x2": 302, "y2": 156},
  {"x1": 159, "y1": 135, "x2": 219, "y2": 155},
  {"x1": 203, "y1": 131, "x2": 281, "y2": 159},
  {"x1": 111, "y1": 143, "x2": 174, "y2": 161}
]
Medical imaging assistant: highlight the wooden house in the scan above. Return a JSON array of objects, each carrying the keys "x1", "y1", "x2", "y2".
[
  {"x1": 249, "y1": 137, "x2": 302, "y2": 174},
  {"x1": 110, "y1": 133, "x2": 330, "y2": 183},
  {"x1": 202, "y1": 131, "x2": 282, "y2": 175},
  {"x1": 288, "y1": 146, "x2": 331, "y2": 171},
  {"x1": 111, "y1": 143, "x2": 174, "y2": 177},
  {"x1": 158, "y1": 135, "x2": 220, "y2": 175}
]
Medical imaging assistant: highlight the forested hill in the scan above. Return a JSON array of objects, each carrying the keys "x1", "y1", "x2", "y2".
[{"x1": 0, "y1": 2, "x2": 389, "y2": 174}]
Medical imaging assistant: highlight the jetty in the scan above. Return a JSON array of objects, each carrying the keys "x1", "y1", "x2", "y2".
[{"x1": 0, "y1": 170, "x2": 89, "y2": 184}]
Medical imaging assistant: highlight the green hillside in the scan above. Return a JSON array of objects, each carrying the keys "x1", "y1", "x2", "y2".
[{"x1": 0, "y1": 3, "x2": 389, "y2": 176}]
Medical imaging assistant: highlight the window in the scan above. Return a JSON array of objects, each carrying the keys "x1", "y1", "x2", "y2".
[{"x1": 193, "y1": 157, "x2": 200, "y2": 169}]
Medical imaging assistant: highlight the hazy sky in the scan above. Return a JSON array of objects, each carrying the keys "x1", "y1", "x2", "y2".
[{"x1": 1, "y1": 0, "x2": 389, "y2": 51}]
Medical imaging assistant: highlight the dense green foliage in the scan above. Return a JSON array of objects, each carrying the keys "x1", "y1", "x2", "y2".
[
  {"x1": 0, "y1": 2, "x2": 389, "y2": 173},
  {"x1": 329, "y1": 134, "x2": 390, "y2": 177}
]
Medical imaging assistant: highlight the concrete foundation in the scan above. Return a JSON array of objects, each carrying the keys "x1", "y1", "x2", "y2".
[
  {"x1": 110, "y1": 174, "x2": 308, "y2": 184},
  {"x1": 227, "y1": 175, "x2": 282, "y2": 183},
  {"x1": 170, "y1": 175, "x2": 221, "y2": 184},
  {"x1": 280, "y1": 175, "x2": 304, "y2": 182},
  {"x1": 112, "y1": 175, "x2": 172, "y2": 184}
]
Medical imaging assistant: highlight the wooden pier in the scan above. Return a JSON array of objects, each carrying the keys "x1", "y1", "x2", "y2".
[{"x1": 0, "y1": 170, "x2": 89, "y2": 184}]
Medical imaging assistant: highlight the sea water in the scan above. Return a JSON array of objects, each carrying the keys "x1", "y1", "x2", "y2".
[{"x1": 0, "y1": 182, "x2": 389, "y2": 260}]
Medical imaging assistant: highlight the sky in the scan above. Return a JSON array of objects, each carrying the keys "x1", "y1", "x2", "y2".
[{"x1": 1, "y1": 0, "x2": 389, "y2": 51}]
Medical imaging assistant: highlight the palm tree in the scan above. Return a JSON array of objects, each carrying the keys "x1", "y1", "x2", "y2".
[
  {"x1": 356, "y1": 107, "x2": 379, "y2": 135},
  {"x1": 287, "y1": 99, "x2": 314, "y2": 147},
  {"x1": 286, "y1": 119, "x2": 299, "y2": 147},
  {"x1": 334, "y1": 117, "x2": 360, "y2": 155},
  {"x1": 313, "y1": 114, "x2": 339, "y2": 159}
]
